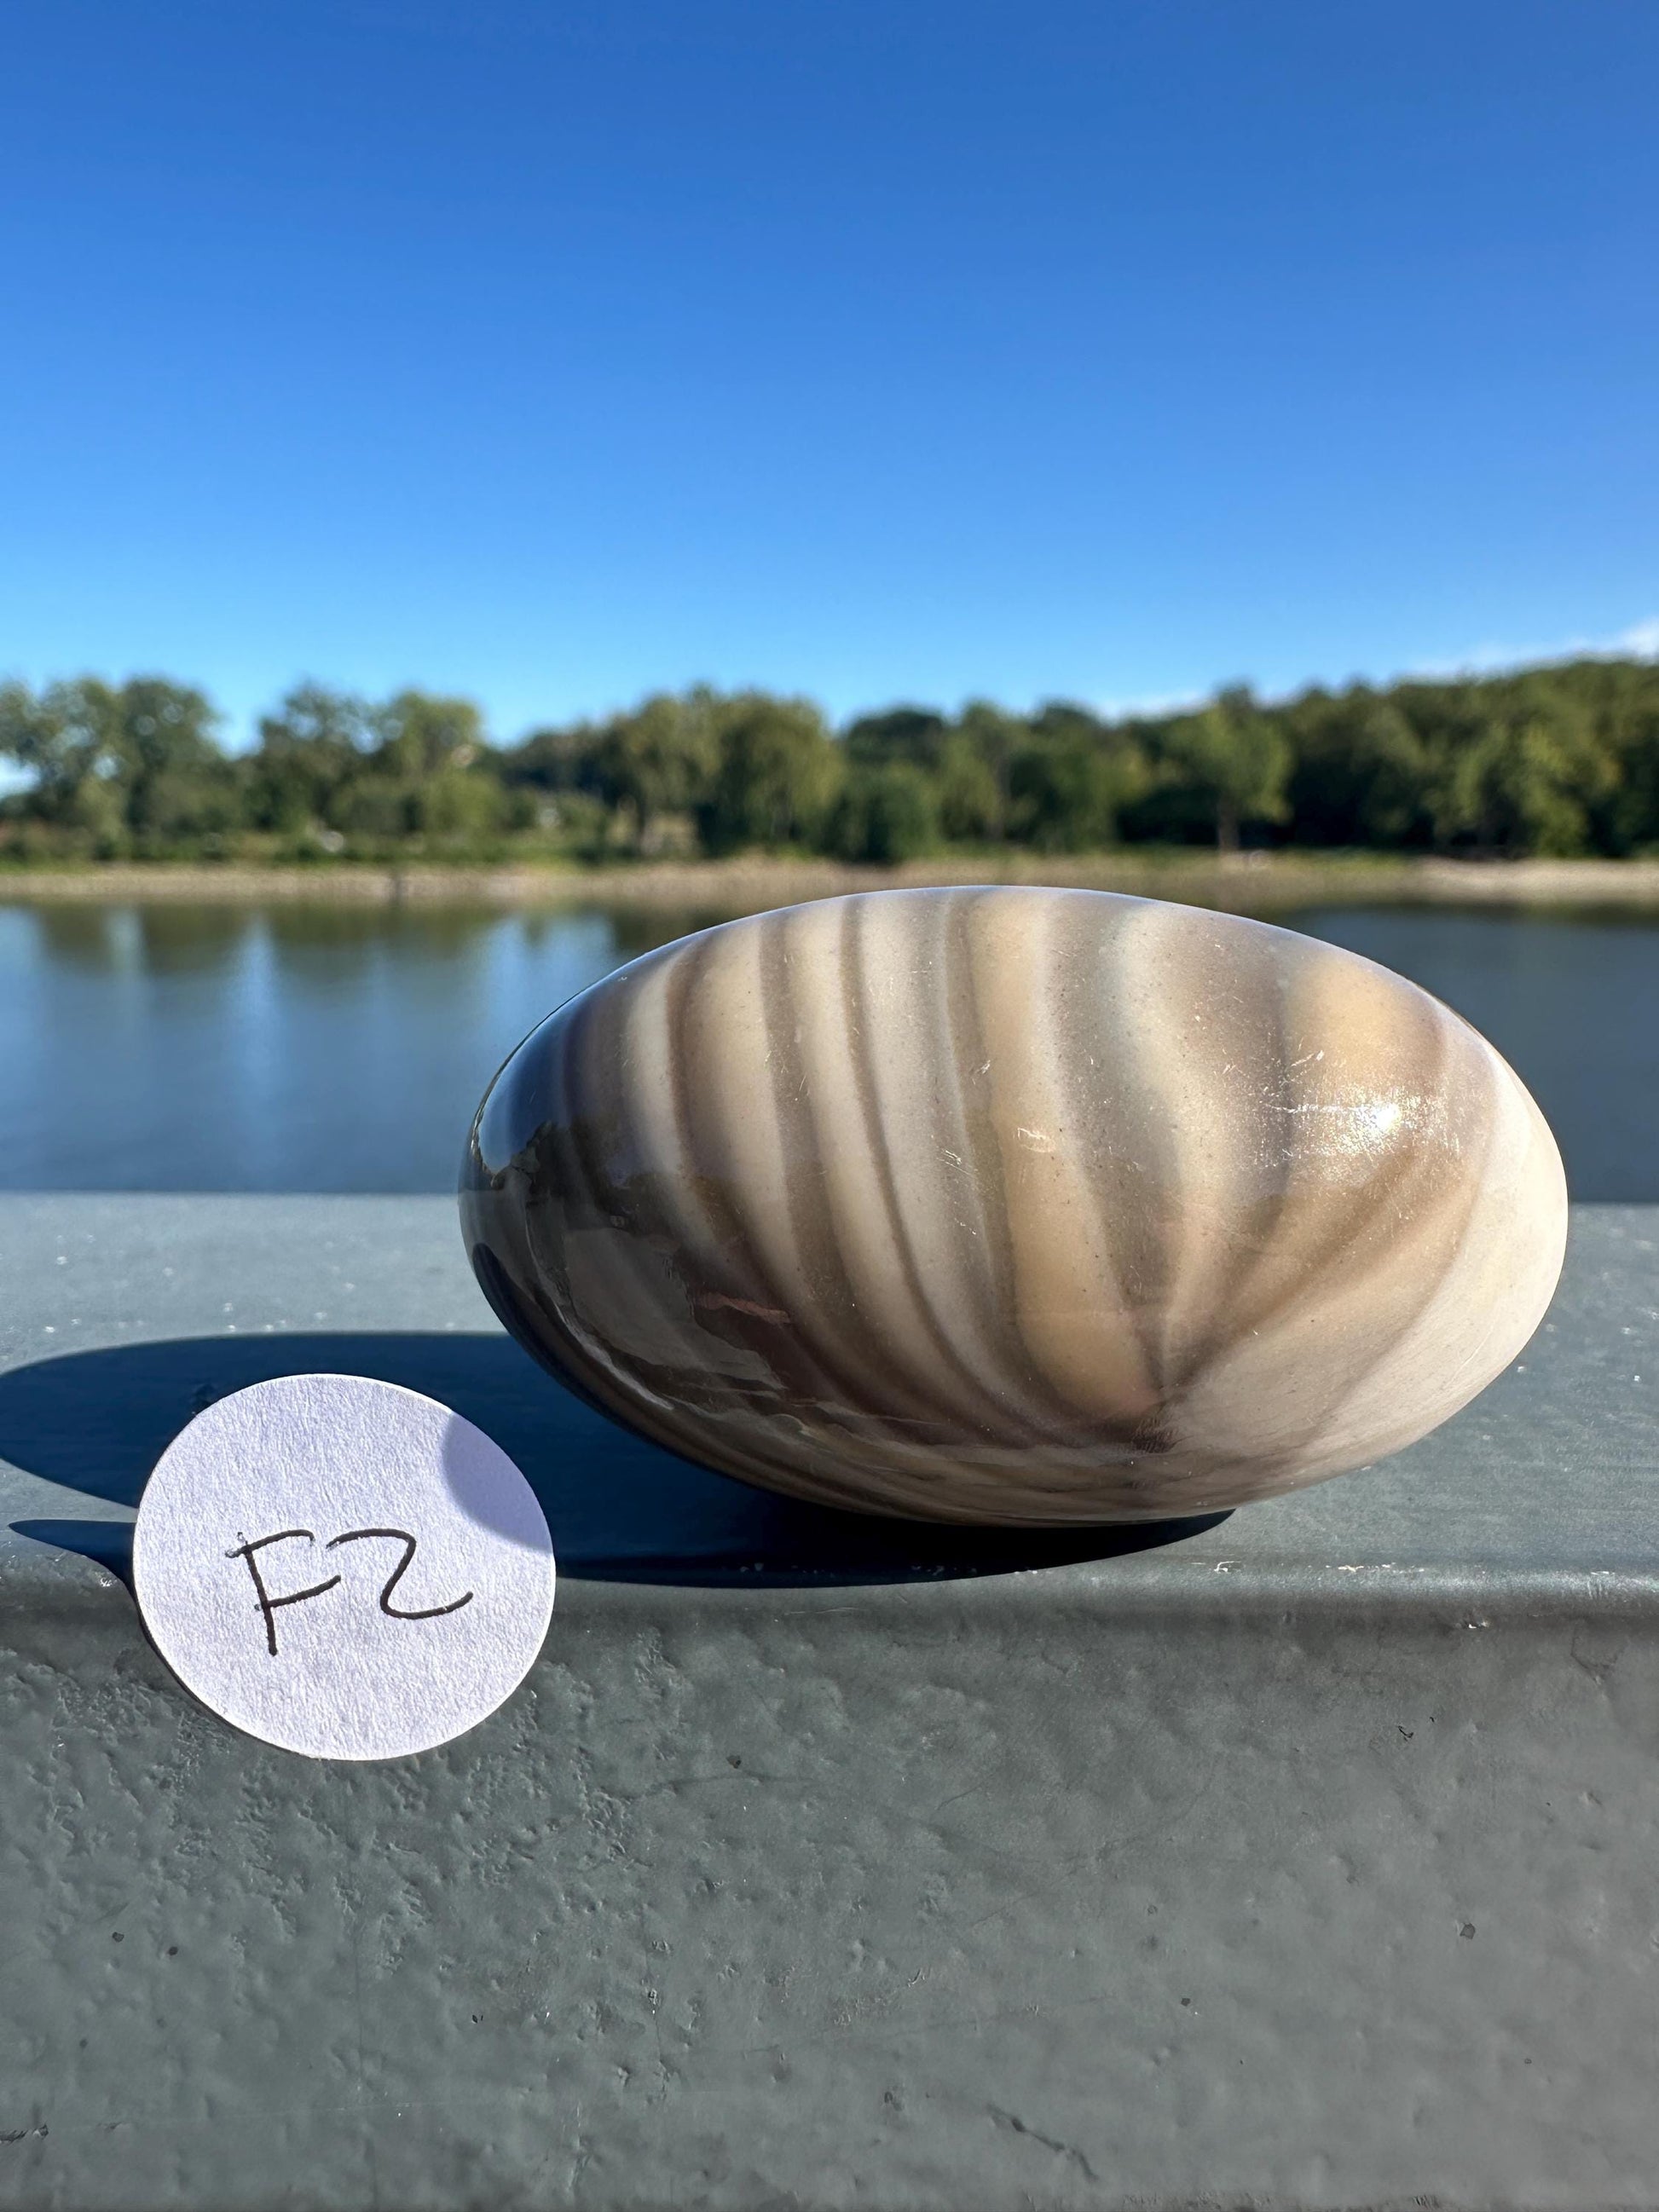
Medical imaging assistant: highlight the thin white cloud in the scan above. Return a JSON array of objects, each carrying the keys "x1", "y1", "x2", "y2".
[
  {"x1": 1416, "y1": 615, "x2": 1659, "y2": 680},
  {"x1": 1090, "y1": 617, "x2": 1659, "y2": 723},
  {"x1": 1095, "y1": 689, "x2": 1206, "y2": 720}
]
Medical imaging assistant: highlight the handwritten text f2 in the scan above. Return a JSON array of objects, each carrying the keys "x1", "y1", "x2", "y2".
[{"x1": 226, "y1": 1528, "x2": 474, "y2": 1656}]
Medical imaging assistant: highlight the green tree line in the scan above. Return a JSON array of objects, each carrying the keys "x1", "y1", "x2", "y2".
[{"x1": 3, "y1": 657, "x2": 1659, "y2": 864}]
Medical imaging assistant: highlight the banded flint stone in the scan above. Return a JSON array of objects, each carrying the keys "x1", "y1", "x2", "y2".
[{"x1": 461, "y1": 888, "x2": 1568, "y2": 1524}]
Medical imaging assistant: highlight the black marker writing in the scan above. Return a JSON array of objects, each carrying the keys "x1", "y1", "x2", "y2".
[
  {"x1": 226, "y1": 1529, "x2": 342, "y2": 1658},
  {"x1": 227, "y1": 1526, "x2": 473, "y2": 1655},
  {"x1": 325, "y1": 1528, "x2": 475, "y2": 1622}
]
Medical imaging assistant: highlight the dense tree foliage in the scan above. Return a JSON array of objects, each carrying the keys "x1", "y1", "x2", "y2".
[{"x1": 4, "y1": 656, "x2": 1659, "y2": 863}]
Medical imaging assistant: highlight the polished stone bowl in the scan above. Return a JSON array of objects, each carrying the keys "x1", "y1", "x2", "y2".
[{"x1": 460, "y1": 887, "x2": 1568, "y2": 1525}]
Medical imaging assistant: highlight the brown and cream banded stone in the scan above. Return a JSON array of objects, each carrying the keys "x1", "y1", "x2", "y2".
[{"x1": 461, "y1": 887, "x2": 1568, "y2": 1524}]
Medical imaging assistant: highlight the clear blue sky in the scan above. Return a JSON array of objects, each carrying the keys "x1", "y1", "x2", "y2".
[{"x1": 3, "y1": 0, "x2": 1656, "y2": 746}]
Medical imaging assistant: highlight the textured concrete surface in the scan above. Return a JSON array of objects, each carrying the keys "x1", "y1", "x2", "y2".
[{"x1": 1, "y1": 1198, "x2": 1657, "y2": 2209}]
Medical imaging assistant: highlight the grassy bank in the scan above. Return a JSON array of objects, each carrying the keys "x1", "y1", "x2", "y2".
[{"x1": 5, "y1": 851, "x2": 1659, "y2": 913}]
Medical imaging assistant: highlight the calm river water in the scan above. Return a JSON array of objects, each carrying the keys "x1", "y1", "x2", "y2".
[{"x1": 0, "y1": 898, "x2": 1653, "y2": 1197}]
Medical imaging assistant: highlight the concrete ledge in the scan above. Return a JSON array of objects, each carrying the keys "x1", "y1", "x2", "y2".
[{"x1": 2, "y1": 1198, "x2": 1656, "y2": 2209}]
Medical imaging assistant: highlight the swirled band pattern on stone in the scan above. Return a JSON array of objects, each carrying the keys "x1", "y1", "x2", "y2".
[{"x1": 462, "y1": 887, "x2": 1567, "y2": 1523}]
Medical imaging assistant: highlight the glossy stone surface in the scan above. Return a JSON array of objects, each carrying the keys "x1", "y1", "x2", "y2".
[{"x1": 460, "y1": 887, "x2": 1568, "y2": 1524}]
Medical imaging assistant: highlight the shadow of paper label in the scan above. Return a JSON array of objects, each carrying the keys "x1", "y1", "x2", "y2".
[{"x1": 131, "y1": 1373, "x2": 556, "y2": 1761}]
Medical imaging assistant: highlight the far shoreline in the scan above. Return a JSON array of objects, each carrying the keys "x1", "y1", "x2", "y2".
[{"x1": 4, "y1": 851, "x2": 1659, "y2": 914}]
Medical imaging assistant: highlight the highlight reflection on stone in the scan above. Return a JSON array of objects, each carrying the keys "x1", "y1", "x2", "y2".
[{"x1": 461, "y1": 888, "x2": 1568, "y2": 1524}]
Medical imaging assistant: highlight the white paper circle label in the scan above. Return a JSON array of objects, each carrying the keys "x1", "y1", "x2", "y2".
[{"x1": 133, "y1": 1374, "x2": 556, "y2": 1760}]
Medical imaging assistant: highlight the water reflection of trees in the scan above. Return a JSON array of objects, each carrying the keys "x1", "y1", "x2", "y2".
[
  {"x1": 24, "y1": 901, "x2": 549, "y2": 983},
  {"x1": 32, "y1": 903, "x2": 254, "y2": 976},
  {"x1": 604, "y1": 906, "x2": 737, "y2": 960},
  {"x1": 263, "y1": 903, "x2": 499, "y2": 985}
]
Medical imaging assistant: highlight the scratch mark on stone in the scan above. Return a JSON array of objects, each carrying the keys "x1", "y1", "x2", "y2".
[{"x1": 988, "y1": 2105, "x2": 1100, "y2": 2182}]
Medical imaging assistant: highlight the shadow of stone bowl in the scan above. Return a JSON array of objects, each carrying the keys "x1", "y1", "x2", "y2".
[{"x1": 0, "y1": 1331, "x2": 1228, "y2": 1587}]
